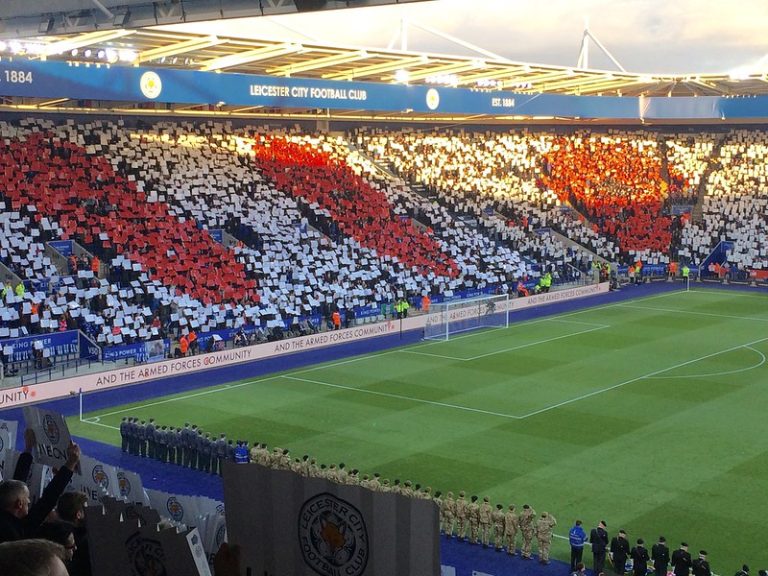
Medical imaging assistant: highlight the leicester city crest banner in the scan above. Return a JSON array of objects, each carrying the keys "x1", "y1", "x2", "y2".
[
  {"x1": 22, "y1": 406, "x2": 72, "y2": 468},
  {"x1": 223, "y1": 462, "x2": 440, "y2": 576}
]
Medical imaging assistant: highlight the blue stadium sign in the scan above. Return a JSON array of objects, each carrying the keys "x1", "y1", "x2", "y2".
[{"x1": 1, "y1": 59, "x2": 767, "y2": 120}]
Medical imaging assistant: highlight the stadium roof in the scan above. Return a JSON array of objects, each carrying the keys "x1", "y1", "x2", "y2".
[{"x1": 3, "y1": 26, "x2": 768, "y2": 122}]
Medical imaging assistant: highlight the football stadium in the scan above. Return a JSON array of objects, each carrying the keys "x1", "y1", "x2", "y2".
[{"x1": 0, "y1": 1, "x2": 767, "y2": 575}]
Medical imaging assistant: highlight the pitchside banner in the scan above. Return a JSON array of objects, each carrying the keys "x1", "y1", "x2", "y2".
[
  {"x1": 22, "y1": 406, "x2": 72, "y2": 468},
  {"x1": 0, "y1": 283, "x2": 609, "y2": 409},
  {"x1": 223, "y1": 462, "x2": 440, "y2": 576}
]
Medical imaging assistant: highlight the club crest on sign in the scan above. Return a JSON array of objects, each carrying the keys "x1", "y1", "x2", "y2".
[
  {"x1": 117, "y1": 471, "x2": 131, "y2": 497},
  {"x1": 215, "y1": 523, "x2": 227, "y2": 548},
  {"x1": 166, "y1": 496, "x2": 184, "y2": 522},
  {"x1": 298, "y1": 493, "x2": 369, "y2": 576},
  {"x1": 125, "y1": 533, "x2": 167, "y2": 576},
  {"x1": 42, "y1": 414, "x2": 60, "y2": 444},
  {"x1": 92, "y1": 465, "x2": 109, "y2": 489}
]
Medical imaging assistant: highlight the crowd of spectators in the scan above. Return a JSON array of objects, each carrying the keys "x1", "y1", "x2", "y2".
[
  {"x1": 0, "y1": 118, "x2": 536, "y2": 361},
  {"x1": 4, "y1": 120, "x2": 768, "y2": 365},
  {"x1": 678, "y1": 130, "x2": 768, "y2": 275}
]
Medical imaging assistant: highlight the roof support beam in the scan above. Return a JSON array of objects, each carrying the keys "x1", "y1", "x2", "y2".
[
  {"x1": 138, "y1": 36, "x2": 225, "y2": 64},
  {"x1": 42, "y1": 29, "x2": 135, "y2": 57},
  {"x1": 323, "y1": 55, "x2": 428, "y2": 80},
  {"x1": 267, "y1": 50, "x2": 370, "y2": 76},
  {"x1": 396, "y1": 60, "x2": 484, "y2": 82},
  {"x1": 199, "y1": 43, "x2": 303, "y2": 71}
]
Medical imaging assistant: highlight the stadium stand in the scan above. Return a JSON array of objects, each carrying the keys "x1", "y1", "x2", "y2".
[
  {"x1": 5, "y1": 118, "x2": 768, "y2": 380},
  {"x1": 0, "y1": 118, "x2": 539, "y2": 369},
  {"x1": 678, "y1": 129, "x2": 768, "y2": 278}
]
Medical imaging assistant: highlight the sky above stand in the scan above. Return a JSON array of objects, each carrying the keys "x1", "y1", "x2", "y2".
[{"x1": 169, "y1": 0, "x2": 768, "y2": 75}]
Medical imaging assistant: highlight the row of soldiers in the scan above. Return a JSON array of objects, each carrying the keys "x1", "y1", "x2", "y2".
[
  {"x1": 119, "y1": 417, "x2": 235, "y2": 475},
  {"x1": 121, "y1": 427, "x2": 560, "y2": 563},
  {"x1": 245, "y1": 444, "x2": 558, "y2": 563}
]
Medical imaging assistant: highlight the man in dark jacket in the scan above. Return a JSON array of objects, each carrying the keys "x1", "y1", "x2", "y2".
[
  {"x1": 610, "y1": 530, "x2": 630, "y2": 575},
  {"x1": 591, "y1": 520, "x2": 609, "y2": 576},
  {"x1": 0, "y1": 430, "x2": 81, "y2": 544},
  {"x1": 672, "y1": 543, "x2": 693, "y2": 576},
  {"x1": 631, "y1": 539, "x2": 650, "y2": 576},
  {"x1": 652, "y1": 536, "x2": 671, "y2": 576},
  {"x1": 692, "y1": 551, "x2": 711, "y2": 576}
]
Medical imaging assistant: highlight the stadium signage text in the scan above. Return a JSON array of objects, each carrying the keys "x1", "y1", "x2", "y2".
[
  {"x1": 249, "y1": 84, "x2": 367, "y2": 101},
  {"x1": 5, "y1": 59, "x2": 768, "y2": 119},
  {"x1": 0, "y1": 284, "x2": 607, "y2": 409}
]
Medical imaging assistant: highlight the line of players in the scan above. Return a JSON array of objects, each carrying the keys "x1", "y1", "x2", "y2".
[{"x1": 119, "y1": 417, "x2": 235, "y2": 475}]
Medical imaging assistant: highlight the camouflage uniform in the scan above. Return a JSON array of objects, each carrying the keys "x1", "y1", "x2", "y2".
[
  {"x1": 504, "y1": 505, "x2": 519, "y2": 554},
  {"x1": 455, "y1": 492, "x2": 469, "y2": 540},
  {"x1": 492, "y1": 504, "x2": 505, "y2": 551},
  {"x1": 536, "y1": 512, "x2": 557, "y2": 564},
  {"x1": 441, "y1": 492, "x2": 456, "y2": 536},
  {"x1": 468, "y1": 496, "x2": 481, "y2": 544},
  {"x1": 518, "y1": 504, "x2": 536, "y2": 559},
  {"x1": 479, "y1": 497, "x2": 493, "y2": 547}
]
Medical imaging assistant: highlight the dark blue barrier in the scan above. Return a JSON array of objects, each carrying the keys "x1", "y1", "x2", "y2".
[
  {"x1": 0, "y1": 330, "x2": 79, "y2": 363},
  {"x1": 48, "y1": 240, "x2": 74, "y2": 257},
  {"x1": 102, "y1": 339, "x2": 169, "y2": 363},
  {"x1": 78, "y1": 333, "x2": 101, "y2": 361}
]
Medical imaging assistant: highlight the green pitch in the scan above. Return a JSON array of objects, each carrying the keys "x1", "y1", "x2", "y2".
[{"x1": 68, "y1": 288, "x2": 768, "y2": 567}]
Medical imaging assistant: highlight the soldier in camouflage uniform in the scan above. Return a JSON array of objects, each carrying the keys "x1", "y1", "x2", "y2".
[
  {"x1": 441, "y1": 492, "x2": 456, "y2": 536},
  {"x1": 519, "y1": 504, "x2": 537, "y2": 559},
  {"x1": 254, "y1": 444, "x2": 264, "y2": 466},
  {"x1": 468, "y1": 496, "x2": 481, "y2": 544},
  {"x1": 504, "y1": 504, "x2": 519, "y2": 555},
  {"x1": 536, "y1": 511, "x2": 557, "y2": 564},
  {"x1": 390, "y1": 479, "x2": 402, "y2": 495},
  {"x1": 479, "y1": 496, "x2": 493, "y2": 547},
  {"x1": 492, "y1": 504, "x2": 505, "y2": 551},
  {"x1": 455, "y1": 491, "x2": 469, "y2": 540}
]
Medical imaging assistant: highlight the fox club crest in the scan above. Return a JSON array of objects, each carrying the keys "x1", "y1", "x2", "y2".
[
  {"x1": 92, "y1": 464, "x2": 109, "y2": 490},
  {"x1": 166, "y1": 496, "x2": 184, "y2": 522},
  {"x1": 117, "y1": 471, "x2": 131, "y2": 497},
  {"x1": 125, "y1": 533, "x2": 167, "y2": 576},
  {"x1": 42, "y1": 414, "x2": 60, "y2": 444},
  {"x1": 298, "y1": 493, "x2": 369, "y2": 576}
]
